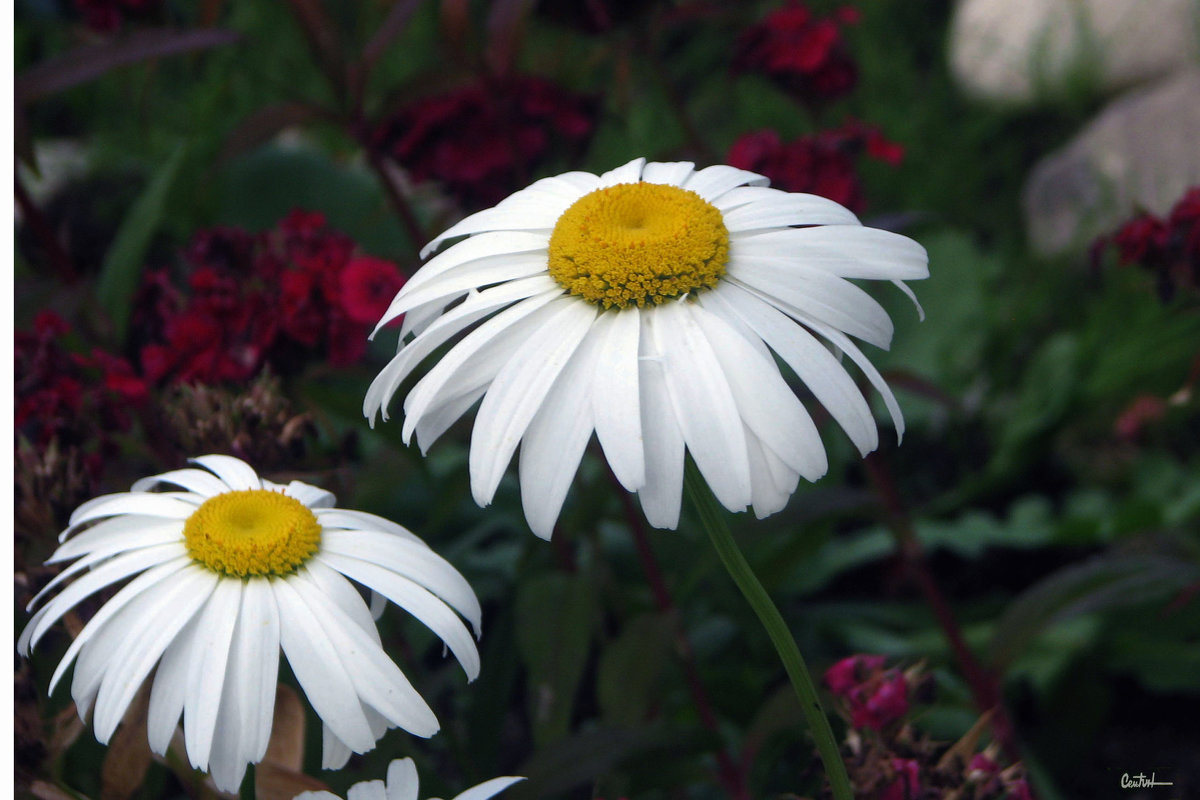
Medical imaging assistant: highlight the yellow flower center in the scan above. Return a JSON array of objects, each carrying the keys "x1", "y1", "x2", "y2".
[
  {"x1": 547, "y1": 182, "x2": 730, "y2": 309},
  {"x1": 183, "y1": 489, "x2": 321, "y2": 578}
]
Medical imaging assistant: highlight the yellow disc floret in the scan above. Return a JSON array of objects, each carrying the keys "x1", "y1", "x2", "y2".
[
  {"x1": 547, "y1": 182, "x2": 730, "y2": 308},
  {"x1": 183, "y1": 489, "x2": 321, "y2": 578}
]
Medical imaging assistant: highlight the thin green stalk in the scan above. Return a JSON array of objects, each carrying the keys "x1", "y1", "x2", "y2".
[{"x1": 684, "y1": 465, "x2": 852, "y2": 800}]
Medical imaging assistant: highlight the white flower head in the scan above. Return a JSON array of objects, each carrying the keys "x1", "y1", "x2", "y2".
[
  {"x1": 365, "y1": 158, "x2": 928, "y2": 538},
  {"x1": 18, "y1": 455, "x2": 483, "y2": 793},
  {"x1": 297, "y1": 757, "x2": 524, "y2": 800}
]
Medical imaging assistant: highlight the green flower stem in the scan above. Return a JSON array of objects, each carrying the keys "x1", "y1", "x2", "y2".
[{"x1": 684, "y1": 465, "x2": 852, "y2": 800}]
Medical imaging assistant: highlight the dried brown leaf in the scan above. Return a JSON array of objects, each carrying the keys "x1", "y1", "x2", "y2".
[
  {"x1": 255, "y1": 763, "x2": 331, "y2": 800},
  {"x1": 100, "y1": 684, "x2": 153, "y2": 800},
  {"x1": 261, "y1": 684, "x2": 306, "y2": 771}
]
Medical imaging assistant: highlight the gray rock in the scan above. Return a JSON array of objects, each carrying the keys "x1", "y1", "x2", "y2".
[
  {"x1": 1023, "y1": 68, "x2": 1200, "y2": 256},
  {"x1": 950, "y1": 0, "x2": 1200, "y2": 105}
]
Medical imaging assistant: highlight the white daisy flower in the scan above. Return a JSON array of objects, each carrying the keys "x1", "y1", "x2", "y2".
[
  {"x1": 17, "y1": 455, "x2": 482, "y2": 794},
  {"x1": 365, "y1": 158, "x2": 928, "y2": 539},
  {"x1": 296, "y1": 757, "x2": 523, "y2": 800}
]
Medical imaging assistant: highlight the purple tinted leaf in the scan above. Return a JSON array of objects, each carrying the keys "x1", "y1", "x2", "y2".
[{"x1": 16, "y1": 28, "x2": 240, "y2": 103}]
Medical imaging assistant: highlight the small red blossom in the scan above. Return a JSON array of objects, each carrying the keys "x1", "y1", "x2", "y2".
[
  {"x1": 881, "y1": 758, "x2": 921, "y2": 800},
  {"x1": 727, "y1": 122, "x2": 903, "y2": 213},
  {"x1": 339, "y1": 256, "x2": 406, "y2": 326},
  {"x1": 825, "y1": 654, "x2": 886, "y2": 695},
  {"x1": 850, "y1": 670, "x2": 909, "y2": 731},
  {"x1": 137, "y1": 211, "x2": 393, "y2": 383},
  {"x1": 1114, "y1": 394, "x2": 1168, "y2": 440},
  {"x1": 376, "y1": 76, "x2": 596, "y2": 209},
  {"x1": 73, "y1": 0, "x2": 161, "y2": 32},
  {"x1": 733, "y1": 1, "x2": 860, "y2": 108},
  {"x1": 1099, "y1": 186, "x2": 1200, "y2": 301}
]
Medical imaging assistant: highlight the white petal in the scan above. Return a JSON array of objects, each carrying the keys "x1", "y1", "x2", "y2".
[
  {"x1": 231, "y1": 578, "x2": 280, "y2": 761},
  {"x1": 68, "y1": 494, "x2": 197, "y2": 529},
  {"x1": 289, "y1": 573, "x2": 440, "y2": 737},
  {"x1": 23, "y1": 544, "x2": 188, "y2": 658},
  {"x1": 284, "y1": 480, "x2": 336, "y2": 509},
  {"x1": 717, "y1": 188, "x2": 861, "y2": 229},
  {"x1": 316, "y1": 552, "x2": 480, "y2": 681},
  {"x1": 730, "y1": 226, "x2": 928, "y2": 280},
  {"x1": 468, "y1": 299, "x2": 596, "y2": 507},
  {"x1": 320, "y1": 529, "x2": 482, "y2": 635},
  {"x1": 190, "y1": 455, "x2": 263, "y2": 491},
  {"x1": 729, "y1": 263, "x2": 894, "y2": 350},
  {"x1": 386, "y1": 758, "x2": 420, "y2": 800},
  {"x1": 366, "y1": 277, "x2": 559, "y2": 423},
  {"x1": 147, "y1": 609, "x2": 202, "y2": 754},
  {"x1": 451, "y1": 777, "x2": 526, "y2": 800},
  {"x1": 398, "y1": 297, "x2": 448, "y2": 341},
  {"x1": 517, "y1": 318, "x2": 602, "y2": 539},
  {"x1": 636, "y1": 313, "x2": 686, "y2": 529},
  {"x1": 716, "y1": 282, "x2": 879, "y2": 455},
  {"x1": 683, "y1": 164, "x2": 768, "y2": 202},
  {"x1": 274, "y1": 578, "x2": 376, "y2": 752},
  {"x1": 315, "y1": 508, "x2": 424, "y2": 544},
  {"x1": 414, "y1": 385, "x2": 486, "y2": 454},
  {"x1": 744, "y1": 427, "x2": 795, "y2": 519},
  {"x1": 654, "y1": 302, "x2": 752, "y2": 512},
  {"x1": 300, "y1": 560, "x2": 381, "y2": 642},
  {"x1": 692, "y1": 302, "x2": 828, "y2": 480},
  {"x1": 402, "y1": 231, "x2": 549, "y2": 300},
  {"x1": 640, "y1": 161, "x2": 695, "y2": 186},
  {"x1": 349, "y1": 780, "x2": 390, "y2": 800},
  {"x1": 402, "y1": 293, "x2": 562, "y2": 444},
  {"x1": 789, "y1": 310, "x2": 908, "y2": 442},
  {"x1": 598, "y1": 157, "x2": 646, "y2": 187},
  {"x1": 131, "y1": 468, "x2": 230, "y2": 497},
  {"x1": 322, "y1": 723, "x2": 353, "y2": 771},
  {"x1": 385, "y1": 253, "x2": 548, "y2": 318},
  {"x1": 91, "y1": 567, "x2": 218, "y2": 743},
  {"x1": 35, "y1": 524, "x2": 182, "y2": 607},
  {"x1": 47, "y1": 518, "x2": 182, "y2": 566},
  {"x1": 591, "y1": 308, "x2": 645, "y2": 492},
  {"x1": 183, "y1": 578, "x2": 242, "y2": 771}
]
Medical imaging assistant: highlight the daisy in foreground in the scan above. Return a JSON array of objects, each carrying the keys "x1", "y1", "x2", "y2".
[
  {"x1": 365, "y1": 158, "x2": 928, "y2": 538},
  {"x1": 18, "y1": 455, "x2": 482, "y2": 793},
  {"x1": 297, "y1": 757, "x2": 523, "y2": 800}
]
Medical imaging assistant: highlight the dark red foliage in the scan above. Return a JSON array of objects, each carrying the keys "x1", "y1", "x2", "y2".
[
  {"x1": 375, "y1": 75, "x2": 596, "y2": 209},
  {"x1": 727, "y1": 121, "x2": 903, "y2": 213},
  {"x1": 733, "y1": 2, "x2": 861, "y2": 108},
  {"x1": 1098, "y1": 186, "x2": 1200, "y2": 302},
  {"x1": 881, "y1": 758, "x2": 921, "y2": 800},
  {"x1": 14, "y1": 312, "x2": 145, "y2": 462},
  {"x1": 137, "y1": 210, "x2": 405, "y2": 384}
]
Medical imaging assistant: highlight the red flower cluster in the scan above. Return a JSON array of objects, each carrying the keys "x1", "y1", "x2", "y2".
[
  {"x1": 825, "y1": 653, "x2": 909, "y2": 731},
  {"x1": 727, "y1": 122, "x2": 903, "y2": 213},
  {"x1": 137, "y1": 211, "x2": 405, "y2": 385},
  {"x1": 1098, "y1": 186, "x2": 1200, "y2": 301},
  {"x1": 15, "y1": 311, "x2": 146, "y2": 458},
  {"x1": 733, "y1": 2, "x2": 862, "y2": 108},
  {"x1": 825, "y1": 656, "x2": 1033, "y2": 799},
  {"x1": 375, "y1": 76, "x2": 596, "y2": 209}
]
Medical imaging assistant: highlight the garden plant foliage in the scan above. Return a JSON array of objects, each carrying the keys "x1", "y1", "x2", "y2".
[{"x1": 13, "y1": 2, "x2": 1200, "y2": 799}]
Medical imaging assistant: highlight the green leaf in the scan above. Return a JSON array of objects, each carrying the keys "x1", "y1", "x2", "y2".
[
  {"x1": 96, "y1": 143, "x2": 186, "y2": 342},
  {"x1": 597, "y1": 613, "x2": 674, "y2": 727},
  {"x1": 514, "y1": 572, "x2": 598, "y2": 747},
  {"x1": 989, "y1": 552, "x2": 1200, "y2": 671}
]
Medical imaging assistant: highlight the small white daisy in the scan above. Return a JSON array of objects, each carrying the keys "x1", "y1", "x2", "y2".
[
  {"x1": 365, "y1": 158, "x2": 928, "y2": 538},
  {"x1": 18, "y1": 455, "x2": 482, "y2": 793},
  {"x1": 296, "y1": 757, "x2": 523, "y2": 800}
]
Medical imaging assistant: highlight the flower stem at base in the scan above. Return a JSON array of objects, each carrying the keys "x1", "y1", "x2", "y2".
[{"x1": 684, "y1": 464, "x2": 852, "y2": 800}]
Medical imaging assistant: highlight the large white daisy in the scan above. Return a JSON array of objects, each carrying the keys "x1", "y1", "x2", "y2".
[
  {"x1": 365, "y1": 158, "x2": 928, "y2": 539},
  {"x1": 18, "y1": 455, "x2": 482, "y2": 793},
  {"x1": 297, "y1": 757, "x2": 523, "y2": 800}
]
